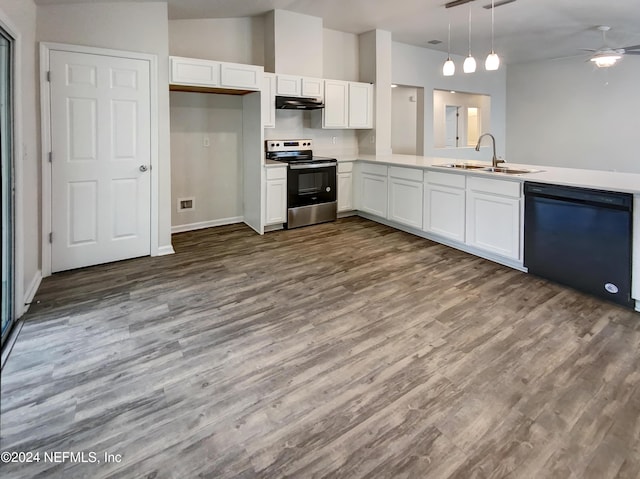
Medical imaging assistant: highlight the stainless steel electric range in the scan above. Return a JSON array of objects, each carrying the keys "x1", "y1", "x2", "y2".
[{"x1": 265, "y1": 139, "x2": 337, "y2": 229}]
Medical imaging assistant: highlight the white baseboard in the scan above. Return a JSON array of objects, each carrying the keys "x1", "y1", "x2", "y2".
[
  {"x1": 23, "y1": 270, "x2": 42, "y2": 315},
  {"x1": 171, "y1": 216, "x2": 244, "y2": 234},
  {"x1": 156, "y1": 245, "x2": 175, "y2": 256}
]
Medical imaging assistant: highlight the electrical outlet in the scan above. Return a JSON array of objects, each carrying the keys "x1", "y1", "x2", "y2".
[
  {"x1": 332, "y1": 136, "x2": 337, "y2": 145},
  {"x1": 370, "y1": 135, "x2": 375, "y2": 144},
  {"x1": 203, "y1": 136, "x2": 210, "y2": 147},
  {"x1": 177, "y1": 197, "x2": 195, "y2": 212}
]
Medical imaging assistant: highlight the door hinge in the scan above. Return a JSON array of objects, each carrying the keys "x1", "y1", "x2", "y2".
[
  {"x1": 48, "y1": 152, "x2": 52, "y2": 163},
  {"x1": 46, "y1": 71, "x2": 51, "y2": 82},
  {"x1": 49, "y1": 232, "x2": 53, "y2": 243}
]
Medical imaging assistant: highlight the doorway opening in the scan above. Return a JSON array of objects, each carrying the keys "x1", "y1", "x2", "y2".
[
  {"x1": 391, "y1": 85, "x2": 424, "y2": 155},
  {"x1": 1, "y1": 26, "x2": 14, "y2": 347}
]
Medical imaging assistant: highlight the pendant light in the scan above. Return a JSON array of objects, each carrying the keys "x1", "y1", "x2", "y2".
[
  {"x1": 463, "y1": 6, "x2": 476, "y2": 73},
  {"x1": 443, "y1": 22, "x2": 455, "y2": 76},
  {"x1": 485, "y1": 0, "x2": 500, "y2": 70}
]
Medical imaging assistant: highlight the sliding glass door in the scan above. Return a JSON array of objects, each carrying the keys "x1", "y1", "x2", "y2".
[{"x1": 1, "y1": 27, "x2": 14, "y2": 346}]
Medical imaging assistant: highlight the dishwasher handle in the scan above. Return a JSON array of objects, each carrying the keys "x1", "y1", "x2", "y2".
[{"x1": 524, "y1": 182, "x2": 632, "y2": 210}]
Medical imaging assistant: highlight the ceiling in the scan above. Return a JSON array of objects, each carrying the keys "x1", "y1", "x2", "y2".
[{"x1": 33, "y1": 0, "x2": 640, "y2": 64}]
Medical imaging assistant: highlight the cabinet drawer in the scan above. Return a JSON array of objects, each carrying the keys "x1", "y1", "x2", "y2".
[
  {"x1": 389, "y1": 166, "x2": 423, "y2": 182},
  {"x1": 338, "y1": 161, "x2": 353, "y2": 173},
  {"x1": 467, "y1": 176, "x2": 521, "y2": 198},
  {"x1": 360, "y1": 162, "x2": 388, "y2": 177},
  {"x1": 266, "y1": 166, "x2": 287, "y2": 180},
  {"x1": 425, "y1": 170, "x2": 466, "y2": 189}
]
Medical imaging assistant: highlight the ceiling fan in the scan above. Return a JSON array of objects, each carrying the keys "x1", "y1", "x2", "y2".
[{"x1": 582, "y1": 26, "x2": 640, "y2": 68}]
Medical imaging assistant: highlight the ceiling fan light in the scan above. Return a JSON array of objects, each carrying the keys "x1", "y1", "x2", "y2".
[
  {"x1": 485, "y1": 51, "x2": 500, "y2": 70},
  {"x1": 463, "y1": 55, "x2": 477, "y2": 73},
  {"x1": 591, "y1": 54, "x2": 622, "y2": 68},
  {"x1": 443, "y1": 57, "x2": 456, "y2": 76}
]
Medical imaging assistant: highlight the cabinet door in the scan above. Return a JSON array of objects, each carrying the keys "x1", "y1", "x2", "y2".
[
  {"x1": 262, "y1": 73, "x2": 276, "y2": 128},
  {"x1": 388, "y1": 177, "x2": 423, "y2": 229},
  {"x1": 466, "y1": 191, "x2": 521, "y2": 259},
  {"x1": 360, "y1": 173, "x2": 388, "y2": 217},
  {"x1": 276, "y1": 74, "x2": 301, "y2": 96},
  {"x1": 302, "y1": 77, "x2": 324, "y2": 99},
  {"x1": 265, "y1": 178, "x2": 287, "y2": 225},
  {"x1": 348, "y1": 82, "x2": 373, "y2": 129},
  {"x1": 220, "y1": 62, "x2": 262, "y2": 90},
  {"x1": 323, "y1": 79, "x2": 349, "y2": 129},
  {"x1": 338, "y1": 172, "x2": 353, "y2": 212},
  {"x1": 424, "y1": 183, "x2": 465, "y2": 241},
  {"x1": 170, "y1": 57, "x2": 219, "y2": 87}
]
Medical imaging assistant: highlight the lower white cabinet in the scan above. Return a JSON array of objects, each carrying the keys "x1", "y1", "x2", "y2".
[
  {"x1": 358, "y1": 162, "x2": 388, "y2": 217},
  {"x1": 424, "y1": 171, "x2": 466, "y2": 242},
  {"x1": 337, "y1": 162, "x2": 354, "y2": 212},
  {"x1": 388, "y1": 166, "x2": 423, "y2": 229},
  {"x1": 465, "y1": 176, "x2": 521, "y2": 260},
  {"x1": 265, "y1": 167, "x2": 287, "y2": 225}
]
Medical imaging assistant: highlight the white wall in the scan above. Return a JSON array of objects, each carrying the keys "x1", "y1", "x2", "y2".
[
  {"x1": 507, "y1": 57, "x2": 640, "y2": 173},
  {"x1": 323, "y1": 28, "x2": 359, "y2": 81},
  {"x1": 37, "y1": 2, "x2": 172, "y2": 250},
  {"x1": 392, "y1": 41, "x2": 507, "y2": 161},
  {"x1": 391, "y1": 86, "x2": 418, "y2": 155},
  {"x1": 170, "y1": 92, "x2": 244, "y2": 229},
  {"x1": 265, "y1": 111, "x2": 359, "y2": 158},
  {"x1": 169, "y1": 17, "x2": 264, "y2": 66},
  {"x1": 0, "y1": 0, "x2": 38, "y2": 317}
]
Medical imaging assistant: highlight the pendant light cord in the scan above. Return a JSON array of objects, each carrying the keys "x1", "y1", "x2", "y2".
[
  {"x1": 491, "y1": 0, "x2": 495, "y2": 52},
  {"x1": 468, "y1": 6, "x2": 472, "y2": 55}
]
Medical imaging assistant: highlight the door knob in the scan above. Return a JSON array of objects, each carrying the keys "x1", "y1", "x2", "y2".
[{"x1": 139, "y1": 165, "x2": 148, "y2": 172}]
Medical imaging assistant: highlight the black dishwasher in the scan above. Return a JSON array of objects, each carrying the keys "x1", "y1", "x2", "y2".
[{"x1": 524, "y1": 182, "x2": 633, "y2": 308}]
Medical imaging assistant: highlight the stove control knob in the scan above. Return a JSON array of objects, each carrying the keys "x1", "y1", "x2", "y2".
[{"x1": 326, "y1": 187, "x2": 331, "y2": 192}]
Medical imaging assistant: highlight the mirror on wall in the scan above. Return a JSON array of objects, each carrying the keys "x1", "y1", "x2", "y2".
[{"x1": 434, "y1": 89, "x2": 490, "y2": 149}]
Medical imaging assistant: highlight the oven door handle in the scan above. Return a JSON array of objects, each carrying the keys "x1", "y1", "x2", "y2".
[{"x1": 289, "y1": 162, "x2": 337, "y2": 170}]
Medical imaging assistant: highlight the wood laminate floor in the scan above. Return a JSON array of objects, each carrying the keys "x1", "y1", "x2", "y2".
[{"x1": 1, "y1": 217, "x2": 639, "y2": 479}]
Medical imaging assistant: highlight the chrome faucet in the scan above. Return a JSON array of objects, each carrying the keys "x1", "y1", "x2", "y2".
[{"x1": 475, "y1": 133, "x2": 504, "y2": 168}]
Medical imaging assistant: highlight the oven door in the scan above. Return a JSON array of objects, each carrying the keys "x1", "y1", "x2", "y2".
[{"x1": 287, "y1": 164, "x2": 337, "y2": 208}]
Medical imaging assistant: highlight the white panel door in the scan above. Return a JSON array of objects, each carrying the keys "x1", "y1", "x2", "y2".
[
  {"x1": 360, "y1": 173, "x2": 388, "y2": 217},
  {"x1": 337, "y1": 172, "x2": 353, "y2": 212},
  {"x1": 50, "y1": 50, "x2": 151, "y2": 272},
  {"x1": 348, "y1": 82, "x2": 373, "y2": 129},
  {"x1": 323, "y1": 80, "x2": 348, "y2": 128},
  {"x1": 388, "y1": 177, "x2": 423, "y2": 229},
  {"x1": 424, "y1": 183, "x2": 466, "y2": 241}
]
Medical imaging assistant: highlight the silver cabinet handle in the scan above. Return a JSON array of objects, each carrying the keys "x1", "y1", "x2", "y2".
[{"x1": 139, "y1": 165, "x2": 148, "y2": 172}]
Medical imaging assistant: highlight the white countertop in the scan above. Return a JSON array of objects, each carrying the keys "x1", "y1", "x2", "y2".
[{"x1": 349, "y1": 154, "x2": 640, "y2": 195}]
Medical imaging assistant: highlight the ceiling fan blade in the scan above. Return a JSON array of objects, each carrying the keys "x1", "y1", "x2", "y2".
[
  {"x1": 624, "y1": 51, "x2": 640, "y2": 55},
  {"x1": 579, "y1": 48, "x2": 597, "y2": 52},
  {"x1": 620, "y1": 44, "x2": 640, "y2": 51}
]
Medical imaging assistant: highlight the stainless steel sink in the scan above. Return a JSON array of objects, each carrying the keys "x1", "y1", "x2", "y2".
[{"x1": 434, "y1": 163, "x2": 487, "y2": 170}]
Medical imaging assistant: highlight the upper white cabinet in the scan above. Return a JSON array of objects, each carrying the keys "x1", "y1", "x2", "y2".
[
  {"x1": 358, "y1": 162, "x2": 388, "y2": 217},
  {"x1": 302, "y1": 77, "x2": 324, "y2": 99},
  {"x1": 170, "y1": 56, "x2": 220, "y2": 87},
  {"x1": 276, "y1": 74, "x2": 301, "y2": 96},
  {"x1": 348, "y1": 82, "x2": 374, "y2": 129},
  {"x1": 388, "y1": 166, "x2": 423, "y2": 229},
  {"x1": 465, "y1": 176, "x2": 522, "y2": 260},
  {"x1": 220, "y1": 62, "x2": 262, "y2": 90},
  {"x1": 424, "y1": 171, "x2": 466, "y2": 242},
  {"x1": 170, "y1": 56, "x2": 262, "y2": 91},
  {"x1": 322, "y1": 80, "x2": 373, "y2": 129},
  {"x1": 262, "y1": 73, "x2": 276, "y2": 129}
]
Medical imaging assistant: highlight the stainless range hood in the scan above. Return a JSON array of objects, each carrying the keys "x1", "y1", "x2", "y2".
[{"x1": 276, "y1": 95, "x2": 324, "y2": 110}]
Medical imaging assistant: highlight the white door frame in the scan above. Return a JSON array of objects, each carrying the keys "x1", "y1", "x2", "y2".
[{"x1": 40, "y1": 42, "x2": 159, "y2": 278}]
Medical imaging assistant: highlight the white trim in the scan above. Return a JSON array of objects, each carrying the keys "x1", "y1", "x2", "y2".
[
  {"x1": 171, "y1": 216, "x2": 244, "y2": 234},
  {"x1": 156, "y1": 245, "x2": 175, "y2": 256},
  {"x1": 40, "y1": 42, "x2": 160, "y2": 277},
  {"x1": 0, "y1": 8, "x2": 24, "y2": 319},
  {"x1": 23, "y1": 270, "x2": 42, "y2": 314}
]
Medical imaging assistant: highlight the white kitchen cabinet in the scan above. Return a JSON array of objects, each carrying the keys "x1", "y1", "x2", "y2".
[
  {"x1": 358, "y1": 162, "x2": 388, "y2": 217},
  {"x1": 466, "y1": 176, "x2": 522, "y2": 260},
  {"x1": 170, "y1": 56, "x2": 220, "y2": 87},
  {"x1": 276, "y1": 74, "x2": 301, "y2": 96},
  {"x1": 262, "y1": 73, "x2": 276, "y2": 128},
  {"x1": 337, "y1": 162, "x2": 354, "y2": 212},
  {"x1": 323, "y1": 79, "x2": 349, "y2": 128},
  {"x1": 220, "y1": 62, "x2": 262, "y2": 90},
  {"x1": 348, "y1": 82, "x2": 373, "y2": 129},
  {"x1": 388, "y1": 166, "x2": 423, "y2": 229},
  {"x1": 302, "y1": 77, "x2": 324, "y2": 99},
  {"x1": 265, "y1": 167, "x2": 287, "y2": 225},
  {"x1": 323, "y1": 80, "x2": 373, "y2": 129},
  {"x1": 170, "y1": 56, "x2": 263, "y2": 91},
  {"x1": 424, "y1": 171, "x2": 466, "y2": 242}
]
